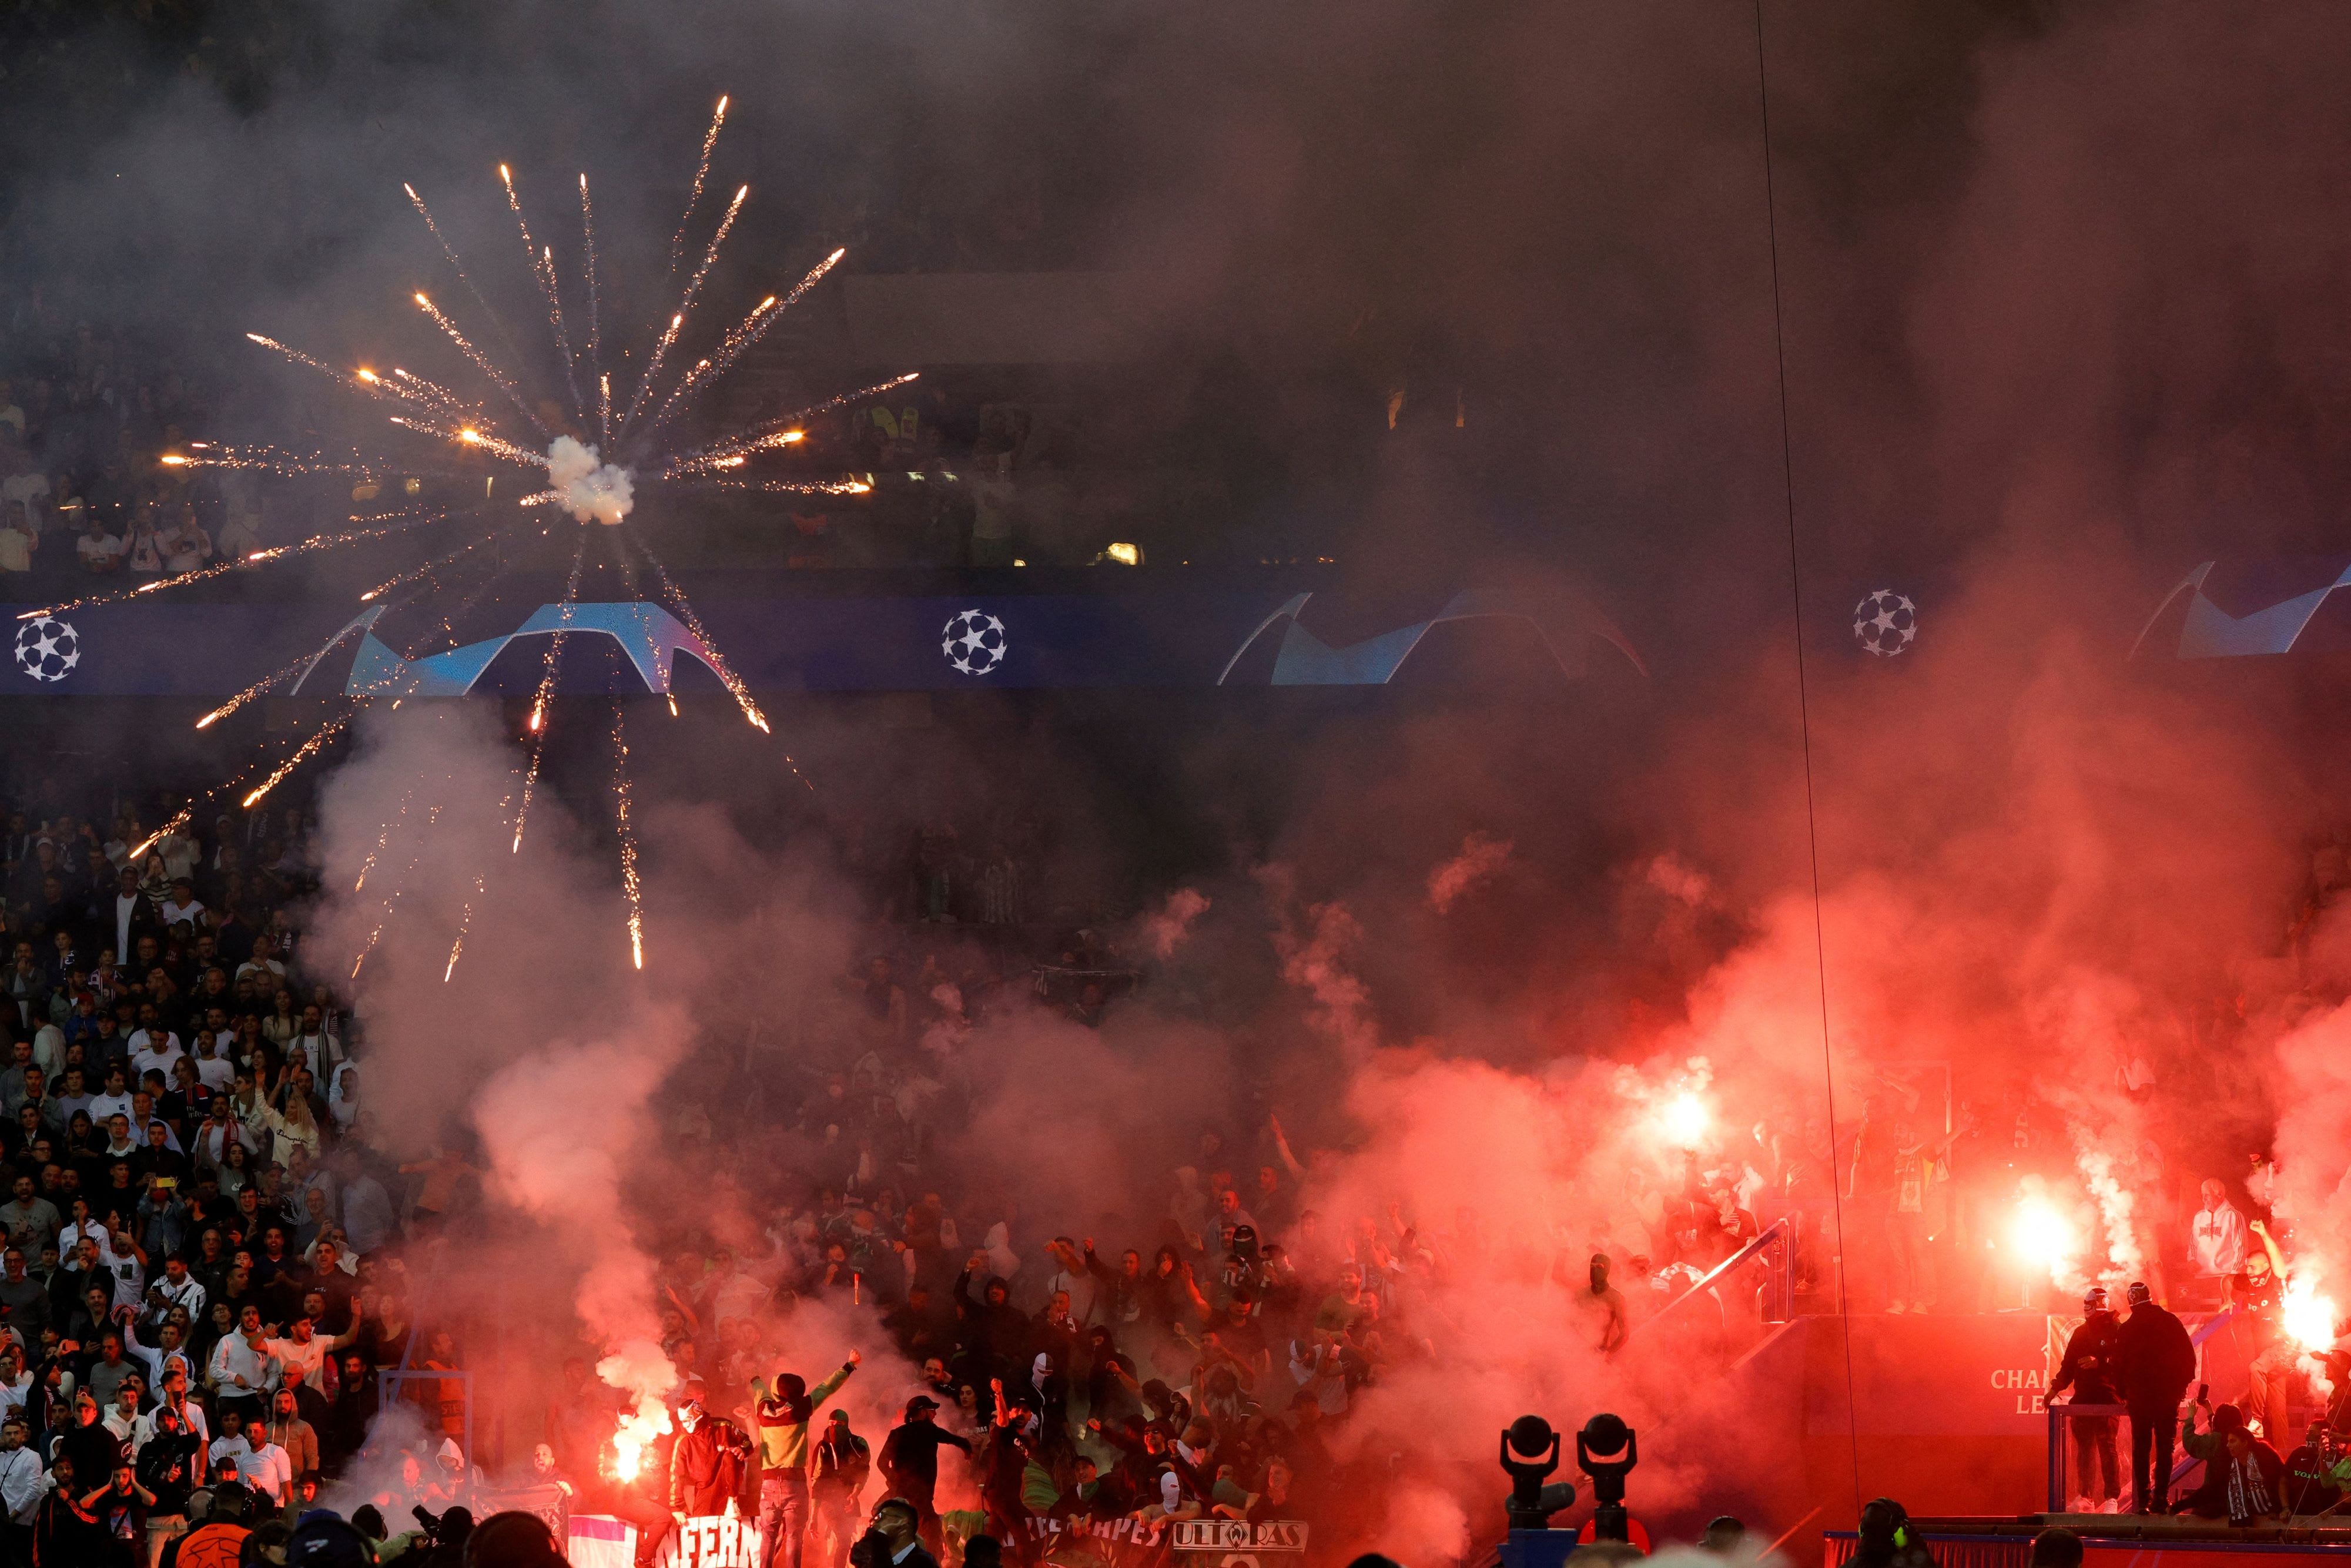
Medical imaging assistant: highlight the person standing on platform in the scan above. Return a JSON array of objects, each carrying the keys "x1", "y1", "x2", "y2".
[
  {"x1": 2049, "y1": 1286, "x2": 2124, "y2": 1512},
  {"x1": 2113, "y1": 1281, "x2": 2197, "y2": 1515},
  {"x1": 750, "y1": 1350, "x2": 861, "y2": 1568}
]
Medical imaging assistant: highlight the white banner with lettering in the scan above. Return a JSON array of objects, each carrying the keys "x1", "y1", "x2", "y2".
[{"x1": 659, "y1": 1513, "x2": 768, "y2": 1568}]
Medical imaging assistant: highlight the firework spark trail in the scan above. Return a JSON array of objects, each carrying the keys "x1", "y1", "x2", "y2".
[
  {"x1": 241, "y1": 714, "x2": 351, "y2": 810},
  {"x1": 196, "y1": 649, "x2": 322, "y2": 730},
  {"x1": 621, "y1": 182, "x2": 749, "y2": 439},
  {"x1": 357, "y1": 526, "x2": 505, "y2": 603},
  {"x1": 387, "y1": 417, "x2": 548, "y2": 471},
  {"x1": 166, "y1": 444, "x2": 368, "y2": 477},
  {"x1": 353, "y1": 786, "x2": 415, "y2": 893},
  {"x1": 128, "y1": 808, "x2": 193, "y2": 863},
  {"x1": 19, "y1": 509, "x2": 464, "y2": 619},
  {"x1": 247, "y1": 336, "x2": 504, "y2": 437},
  {"x1": 624, "y1": 534, "x2": 808, "y2": 795},
  {"x1": 581, "y1": 174, "x2": 607, "y2": 443},
  {"x1": 500, "y1": 165, "x2": 585, "y2": 420},
  {"x1": 390, "y1": 368, "x2": 490, "y2": 424},
  {"x1": 353, "y1": 799, "x2": 443, "y2": 979},
  {"x1": 446, "y1": 772, "x2": 515, "y2": 982},
  {"x1": 694, "y1": 477, "x2": 873, "y2": 496},
  {"x1": 611, "y1": 703, "x2": 645, "y2": 970},
  {"x1": 396, "y1": 553, "x2": 513, "y2": 662},
  {"x1": 245, "y1": 334, "x2": 379, "y2": 394},
  {"x1": 618, "y1": 313, "x2": 684, "y2": 438},
  {"x1": 668, "y1": 95, "x2": 729, "y2": 275},
  {"x1": 404, "y1": 182, "x2": 527, "y2": 362},
  {"x1": 413, "y1": 293, "x2": 550, "y2": 438},
  {"x1": 444, "y1": 866, "x2": 490, "y2": 982},
  {"x1": 637, "y1": 249, "x2": 847, "y2": 450},
  {"x1": 665, "y1": 373, "x2": 920, "y2": 475},
  {"x1": 513, "y1": 537, "x2": 588, "y2": 853}
]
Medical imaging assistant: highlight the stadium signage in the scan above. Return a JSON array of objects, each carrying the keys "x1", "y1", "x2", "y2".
[
  {"x1": 1173, "y1": 1522, "x2": 1309, "y2": 1553},
  {"x1": 658, "y1": 1513, "x2": 764, "y2": 1568}
]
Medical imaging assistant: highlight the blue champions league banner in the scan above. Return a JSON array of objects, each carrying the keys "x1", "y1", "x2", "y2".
[{"x1": 0, "y1": 579, "x2": 1643, "y2": 697}]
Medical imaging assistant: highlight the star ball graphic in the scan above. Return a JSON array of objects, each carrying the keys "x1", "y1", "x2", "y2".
[
  {"x1": 941, "y1": 608, "x2": 1008, "y2": 675},
  {"x1": 13, "y1": 615, "x2": 80, "y2": 682},
  {"x1": 1851, "y1": 589, "x2": 1917, "y2": 658}
]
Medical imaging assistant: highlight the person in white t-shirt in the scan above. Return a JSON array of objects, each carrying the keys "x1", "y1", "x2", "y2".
[
  {"x1": 76, "y1": 516, "x2": 124, "y2": 573},
  {"x1": 241, "y1": 1428, "x2": 294, "y2": 1505},
  {"x1": 234, "y1": 935, "x2": 287, "y2": 989},
  {"x1": 189, "y1": 1035, "x2": 236, "y2": 1094},
  {"x1": 162, "y1": 507, "x2": 211, "y2": 574},
  {"x1": 260, "y1": 1308, "x2": 351, "y2": 1393},
  {"x1": 86, "y1": 1065, "x2": 135, "y2": 1128},
  {"x1": 0, "y1": 504, "x2": 34, "y2": 575},
  {"x1": 209, "y1": 1409, "x2": 291, "y2": 1501},
  {"x1": 129, "y1": 1031, "x2": 184, "y2": 1087},
  {"x1": 157, "y1": 878, "x2": 205, "y2": 932}
]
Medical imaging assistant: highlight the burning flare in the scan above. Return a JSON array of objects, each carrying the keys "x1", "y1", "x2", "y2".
[
  {"x1": 2286, "y1": 1273, "x2": 2339, "y2": 1353},
  {"x1": 2010, "y1": 1195, "x2": 2079, "y2": 1281}
]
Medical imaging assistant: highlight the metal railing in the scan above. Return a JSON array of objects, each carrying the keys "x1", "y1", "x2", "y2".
[
  {"x1": 1624, "y1": 1217, "x2": 1795, "y2": 1346},
  {"x1": 2042, "y1": 1307, "x2": 2244, "y2": 1509}
]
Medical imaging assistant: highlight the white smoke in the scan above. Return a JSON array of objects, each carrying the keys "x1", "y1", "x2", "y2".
[
  {"x1": 474, "y1": 1028, "x2": 689, "y2": 1478},
  {"x1": 547, "y1": 435, "x2": 635, "y2": 525}
]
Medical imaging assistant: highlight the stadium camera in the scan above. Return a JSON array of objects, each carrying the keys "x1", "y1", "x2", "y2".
[
  {"x1": 1576, "y1": 1413, "x2": 1639, "y2": 1544},
  {"x1": 1499, "y1": 1414, "x2": 1577, "y2": 1532}
]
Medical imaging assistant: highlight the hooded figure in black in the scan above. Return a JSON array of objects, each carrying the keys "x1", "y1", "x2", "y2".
[
  {"x1": 2112, "y1": 1282, "x2": 2198, "y2": 1513},
  {"x1": 2049, "y1": 1287, "x2": 2124, "y2": 1510},
  {"x1": 953, "y1": 1264, "x2": 1027, "y2": 1383}
]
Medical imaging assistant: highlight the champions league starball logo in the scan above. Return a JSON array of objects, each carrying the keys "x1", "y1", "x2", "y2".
[
  {"x1": 941, "y1": 608, "x2": 1007, "y2": 675},
  {"x1": 1852, "y1": 588, "x2": 1917, "y2": 658},
  {"x1": 13, "y1": 615, "x2": 80, "y2": 682}
]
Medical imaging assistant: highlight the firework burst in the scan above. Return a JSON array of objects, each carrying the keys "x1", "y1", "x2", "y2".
[{"x1": 152, "y1": 92, "x2": 900, "y2": 969}]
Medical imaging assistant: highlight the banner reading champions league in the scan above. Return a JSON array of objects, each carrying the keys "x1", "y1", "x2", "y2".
[{"x1": 0, "y1": 579, "x2": 1643, "y2": 698}]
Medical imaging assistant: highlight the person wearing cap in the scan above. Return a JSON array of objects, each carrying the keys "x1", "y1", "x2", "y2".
[
  {"x1": 2113, "y1": 1281, "x2": 2197, "y2": 1513},
  {"x1": 750, "y1": 1349, "x2": 862, "y2": 1568},
  {"x1": 284, "y1": 1508, "x2": 380, "y2": 1568},
  {"x1": 878, "y1": 1396, "x2": 970, "y2": 1553},
  {"x1": 2049, "y1": 1288, "x2": 2124, "y2": 1512}
]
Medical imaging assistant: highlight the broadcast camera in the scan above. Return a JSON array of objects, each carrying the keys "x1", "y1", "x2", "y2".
[
  {"x1": 1499, "y1": 1414, "x2": 1577, "y2": 1532},
  {"x1": 410, "y1": 1504, "x2": 476, "y2": 1558}
]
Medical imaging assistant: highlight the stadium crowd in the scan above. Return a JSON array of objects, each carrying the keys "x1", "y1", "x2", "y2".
[{"x1": 0, "y1": 768, "x2": 2326, "y2": 1564}]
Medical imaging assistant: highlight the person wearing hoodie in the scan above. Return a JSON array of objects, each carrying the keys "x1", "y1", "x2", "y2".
[
  {"x1": 669, "y1": 1378, "x2": 755, "y2": 1528},
  {"x1": 750, "y1": 1351, "x2": 861, "y2": 1568},
  {"x1": 952, "y1": 1259, "x2": 1027, "y2": 1385}
]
